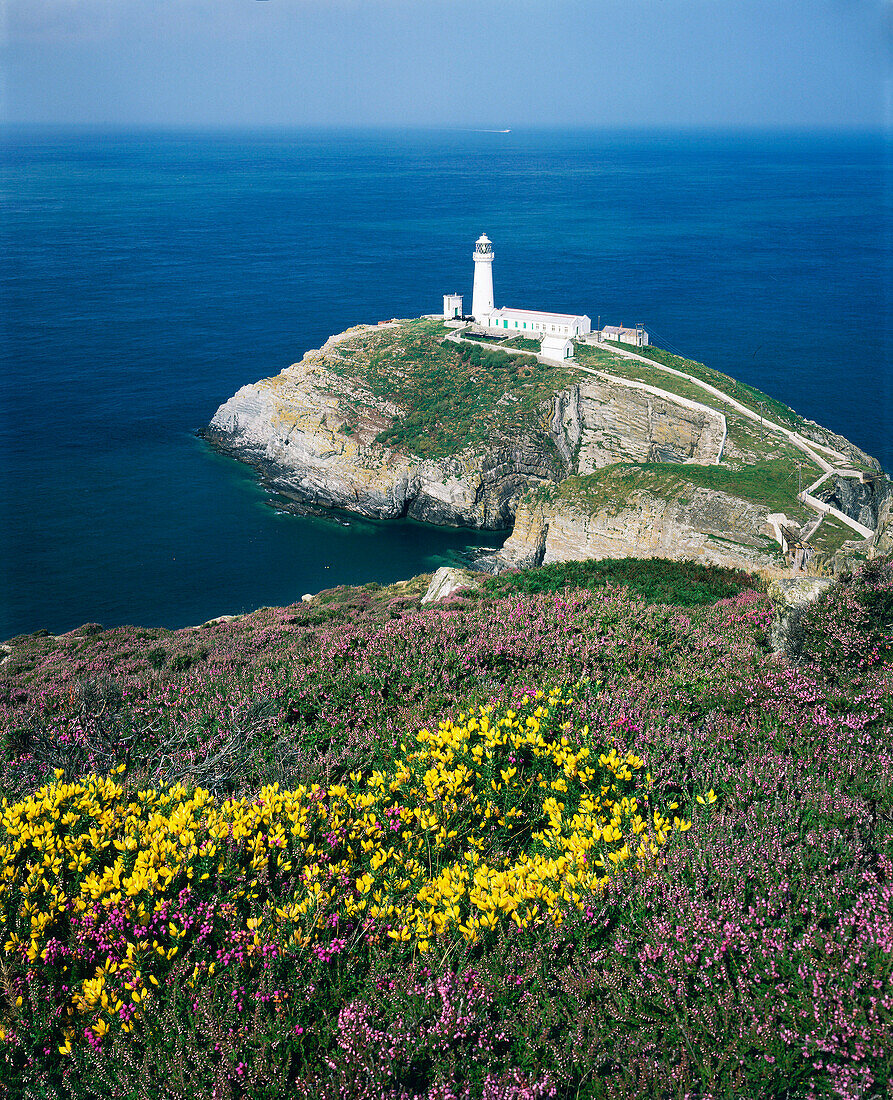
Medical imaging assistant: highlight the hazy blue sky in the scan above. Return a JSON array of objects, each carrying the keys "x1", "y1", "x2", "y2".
[{"x1": 4, "y1": 0, "x2": 891, "y2": 129}]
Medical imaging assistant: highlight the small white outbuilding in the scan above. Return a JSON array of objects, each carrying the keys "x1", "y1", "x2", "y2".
[
  {"x1": 540, "y1": 334, "x2": 575, "y2": 360},
  {"x1": 443, "y1": 293, "x2": 464, "y2": 320}
]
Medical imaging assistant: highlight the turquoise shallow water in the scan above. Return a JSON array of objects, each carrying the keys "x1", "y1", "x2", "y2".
[{"x1": 1, "y1": 129, "x2": 890, "y2": 637}]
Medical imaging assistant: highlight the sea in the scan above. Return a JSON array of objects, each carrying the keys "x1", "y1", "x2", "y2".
[{"x1": 2, "y1": 129, "x2": 890, "y2": 638}]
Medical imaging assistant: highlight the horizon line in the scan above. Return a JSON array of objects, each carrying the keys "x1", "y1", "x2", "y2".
[{"x1": 2, "y1": 121, "x2": 889, "y2": 136}]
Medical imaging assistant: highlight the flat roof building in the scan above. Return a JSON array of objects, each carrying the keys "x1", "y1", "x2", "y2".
[
  {"x1": 482, "y1": 306, "x2": 591, "y2": 338},
  {"x1": 443, "y1": 293, "x2": 463, "y2": 320}
]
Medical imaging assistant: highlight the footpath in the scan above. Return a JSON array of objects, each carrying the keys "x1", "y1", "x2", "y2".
[
  {"x1": 444, "y1": 325, "x2": 876, "y2": 546},
  {"x1": 600, "y1": 341, "x2": 875, "y2": 541}
]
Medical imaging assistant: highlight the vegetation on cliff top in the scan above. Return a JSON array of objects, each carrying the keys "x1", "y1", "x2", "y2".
[
  {"x1": 478, "y1": 555, "x2": 755, "y2": 604},
  {"x1": 529, "y1": 459, "x2": 806, "y2": 517},
  {"x1": 576, "y1": 341, "x2": 813, "y2": 439},
  {"x1": 1, "y1": 557, "x2": 892, "y2": 1099},
  {"x1": 317, "y1": 319, "x2": 579, "y2": 459}
]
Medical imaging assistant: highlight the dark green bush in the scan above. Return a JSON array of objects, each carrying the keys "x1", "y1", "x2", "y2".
[
  {"x1": 795, "y1": 558, "x2": 893, "y2": 678},
  {"x1": 483, "y1": 557, "x2": 756, "y2": 606}
]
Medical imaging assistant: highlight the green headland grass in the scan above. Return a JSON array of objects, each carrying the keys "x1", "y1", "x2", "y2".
[
  {"x1": 480, "y1": 556, "x2": 756, "y2": 605},
  {"x1": 533, "y1": 459, "x2": 806, "y2": 516},
  {"x1": 322, "y1": 319, "x2": 578, "y2": 459}
]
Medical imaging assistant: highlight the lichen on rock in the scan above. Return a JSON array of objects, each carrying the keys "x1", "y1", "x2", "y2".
[{"x1": 203, "y1": 318, "x2": 883, "y2": 574}]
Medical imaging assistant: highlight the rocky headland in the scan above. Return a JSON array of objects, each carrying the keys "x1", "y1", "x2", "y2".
[{"x1": 204, "y1": 318, "x2": 887, "y2": 574}]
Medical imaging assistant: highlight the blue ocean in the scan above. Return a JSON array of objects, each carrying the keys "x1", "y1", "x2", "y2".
[{"x1": 2, "y1": 129, "x2": 890, "y2": 638}]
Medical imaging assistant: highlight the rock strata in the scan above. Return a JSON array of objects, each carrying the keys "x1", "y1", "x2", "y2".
[
  {"x1": 205, "y1": 330, "x2": 727, "y2": 531},
  {"x1": 871, "y1": 498, "x2": 893, "y2": 560},
  {"x1": 553, "y1": 380, "x2": 724, "y2": 470},
  {"x1": 421, "y1": 567, "x2": 482, "y2": 604},
  {"x1": 816, "y1": 475, "x2": 892, "y2": 532},
  {"x1": 497, "y1": 486, "x2": 779, "y2": 573}
]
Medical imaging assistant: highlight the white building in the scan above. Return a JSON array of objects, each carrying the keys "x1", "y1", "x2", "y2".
[
  {"x1": 442, "y1": 234, "x2": 596, "y2": 359},
  {"x1": 443, "y1": 293, "x2": 463, "y2": 320},
  {"x1": 471, "y1": 233, "x2": 495, "y2": 320},
  {"x1": 483, "y1": 306, "x2": 591, "y2": 339},
  {"x1": 464, "y1": 232, "x2": 591, "y2": 340},
  {"x1": 540, "y1": 334, "x2": 575, "y2": 360},
  {"x1": 599, "y1": 324, "x2": 649, "y2": 347}
]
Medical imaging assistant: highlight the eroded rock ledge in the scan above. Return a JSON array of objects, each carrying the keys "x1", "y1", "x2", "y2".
[
  {"x1": 496, "y1": 485, "x2": 780, "y2": 573},
  {"x1": 204, "y1": 321, "x2": 884, "y2": 574},
  {"x1": 204, "y1": 324, "x2": 728, "y2": 532}
]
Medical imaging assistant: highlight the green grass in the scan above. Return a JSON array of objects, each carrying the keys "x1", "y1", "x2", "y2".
[
  {"x1": 576, "y1": 345, "x2": 729, "y2": 408},
  {"x1": 480, "y1": 556, "x2": 757, "y2": 605},
  {"x1": 721, "y1": 412, "x2": 825, "y2": 478},
  {"x1": 600, "y1": 341, "x2": 808, "y2": 433},
  {"x1": 314, "y1": 319, "x2": 581, "y2": 460},
  {"x1": 574, "y1": 344, "x2": 848, "y2": 486},
  {"x1": 575, "y1": 340, "x2": 816, "y2": 441},
  {"x1": 535, "y1": 459, "x2": 807, "y2": 515},
  {"x1": 809, "y1": 513, "x2": 862, "y2": 555},
  {"x1": 573, "y1": 345, "x2": 819, "y2": 471},
  {"x1": 602, "y1": 345, "x2": 879, "y2": 471},
  {"x1": 502, "y1": 336, "x2": 542, "y2": 352}
]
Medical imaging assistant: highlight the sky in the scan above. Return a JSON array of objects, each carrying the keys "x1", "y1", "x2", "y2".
[{"x1": 3, "y1": 0, "x2": 891, "y2": 129}]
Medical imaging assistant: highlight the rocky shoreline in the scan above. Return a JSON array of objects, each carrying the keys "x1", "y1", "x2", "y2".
[{"x1": 205, "y1": 320, "x2": 888, "y2": 576}]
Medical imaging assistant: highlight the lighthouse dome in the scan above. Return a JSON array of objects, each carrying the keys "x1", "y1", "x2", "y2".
[{"x1": 474, "y1": 233, "x2": 493, "y2": 255}]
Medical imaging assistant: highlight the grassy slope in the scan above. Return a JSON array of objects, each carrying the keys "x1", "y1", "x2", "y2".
[
  {"x1": 1, "y1": 559, "x2": 892, "y2": 1098},
  {"x1": 532, "y1": 460, "x2": 804, "y2": 516},
  {"x1": 578, "y1": 341, "x2": 811, "y2": 436},
  {"x1": 316, "y1": 318, "x2": 579, "y2": 459}
]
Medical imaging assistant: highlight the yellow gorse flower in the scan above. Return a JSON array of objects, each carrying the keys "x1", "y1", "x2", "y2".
[{"x1": 0, "y1": 688, "x2": 699, "y2": 1050}]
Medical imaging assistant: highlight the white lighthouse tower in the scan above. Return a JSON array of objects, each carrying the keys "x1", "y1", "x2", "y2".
[{"x1": 471, "y1": 233, "x2": 495, "y2": 321}]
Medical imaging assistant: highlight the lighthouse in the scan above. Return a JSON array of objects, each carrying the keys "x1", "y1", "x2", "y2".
[{"x1": 471, "y1": 233, "x2": 494, "y2": 321}]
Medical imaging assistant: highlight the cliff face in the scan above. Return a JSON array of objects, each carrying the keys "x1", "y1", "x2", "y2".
[
  {"x1": 554, "y1": 380, "x2": 725, "y2": 470},
  {"x1": 497, "y1": 486, "x2": 779, "y2": 573},
  {"x1": 204, "y1": 334, "x2": 563, "y2": 529},
  {"x1": 205, "y1": 327, "x2": 725, "y2": 530},
  {"x1": 205, "y1": 320, "x2": 882, "y2": 575},
  {"x1": 816, "y1": 475, "x2": 892, "y2": 532}
]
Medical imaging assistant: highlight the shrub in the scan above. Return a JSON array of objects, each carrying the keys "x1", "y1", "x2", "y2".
[
  {"x1": 0, "y1": 689, "x2": 694, "y2": 1076},
  {"x1": 1, "y1": 566, "x2": 891, "y2": 1098},
  {"x1": 796, "y1": 558, "x2": 893, "y2": 679},
  {"x1": 484, "y1": 557, "x2": 756, "y2": 607}
]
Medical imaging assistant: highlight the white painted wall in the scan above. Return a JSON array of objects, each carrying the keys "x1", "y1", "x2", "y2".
[
  {"x1": 471, "y1": 233, "x2": 495, "y2": 321},
  {"x1": 485, "y1": 309, "x2": 591, "y2": 337},
  {"x1": 541, "y1": 334, "x2": 574, "y2": 359},
  {"x1": 443, "y1": 293, "x2": 463, "y2": 319}
]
